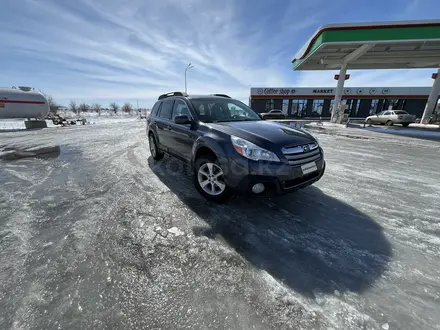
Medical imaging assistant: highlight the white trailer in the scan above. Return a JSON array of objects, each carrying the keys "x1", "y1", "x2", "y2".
[{"x1": 0, "y1": 86, "x2": 49, "y2": 119}]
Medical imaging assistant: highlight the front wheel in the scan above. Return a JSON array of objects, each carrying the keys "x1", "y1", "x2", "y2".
[
  {"x1": 366, "y1": 118, "x2": 372, "y2": 125},
  {"x1": 194, "y1": 155, "x2": 231, "y2": 203},
  {"x1": 402, "y1": 123, "x2": 410, "y2": 127}
]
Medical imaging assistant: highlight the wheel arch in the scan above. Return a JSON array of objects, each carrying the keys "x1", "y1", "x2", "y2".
[{"x1": 191, "y1": 136, "x2": 228, "y2": 170}]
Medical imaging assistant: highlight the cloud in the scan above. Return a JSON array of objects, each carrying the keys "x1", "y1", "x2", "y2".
[{"x1": 0, "y1": 0, "x2": 437, "y2": 107}]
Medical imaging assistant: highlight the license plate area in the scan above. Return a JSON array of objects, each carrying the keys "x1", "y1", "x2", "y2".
[{"x1": 301, "y1": 162, "x2": 318, "y2": 175}]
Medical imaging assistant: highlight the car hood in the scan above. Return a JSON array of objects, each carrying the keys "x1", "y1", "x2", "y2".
[{"x1": 207, "y1": 120, "x2": 316, "y2": 147}]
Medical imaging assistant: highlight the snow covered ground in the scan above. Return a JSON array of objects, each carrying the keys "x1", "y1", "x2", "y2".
[
  {"x1": 0, "y1": 122, "x2": 439, "y2": 329},
  {"x1": 0, "y1": 115, "x2": 141, "y2": 131}
]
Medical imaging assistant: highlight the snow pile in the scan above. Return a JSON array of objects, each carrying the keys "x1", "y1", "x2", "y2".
[
  {"x1": 0, "y1": 119, "x2": 58, "y2": 131},
  {"x1": 0, "y1": 115, "x2": 143, "y2": 131},
  {"x1": 365, "y1": 126, "x2": 440, "y2": 138}
]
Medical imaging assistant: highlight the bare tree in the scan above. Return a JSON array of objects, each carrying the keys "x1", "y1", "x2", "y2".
[
  {"x1": 42, "y1": 94, "x2": 59, "y2": 114},
  {"x1": 109, "y1": 102, "x2": 119, "y2": 115},
  {"x1": 78, "y1": 102, "x2": 89, "y2": 114},
  {"x1": 69, "y1": 100, "x2": 78, "y2": 116},
  {"x1": 92, "y1": 103, "x2": 101, "y2": 116},
  {"x1": 122, "y1": 102, "x2": 133, "y2": 114}
]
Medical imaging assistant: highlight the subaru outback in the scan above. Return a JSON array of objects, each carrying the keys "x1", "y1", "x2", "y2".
[{"x1": 147, "y1": 92, "x2": 325, "y2": 202}]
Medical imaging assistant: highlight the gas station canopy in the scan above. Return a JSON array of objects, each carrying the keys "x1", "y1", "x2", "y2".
[{"x1": 291, "y1": 20, "x2": 440, "y2": 70}]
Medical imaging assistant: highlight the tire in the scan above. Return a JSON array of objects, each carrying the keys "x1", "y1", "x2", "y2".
[
  {"x1": 366, "y1": 118, "x2": 372, "y2": 125},
  {"x1": 385, "y1": 120, "x2": 394, "y2": 126},
  {"x1": 194, "y1": 155, "x2": 231, "y2": 203},
  {"x1": 402, "y1": 123, "x2": 410, "y2": 127},
  {"x1": 149, "y1": 133, "x2": 164, "y2": 160}
]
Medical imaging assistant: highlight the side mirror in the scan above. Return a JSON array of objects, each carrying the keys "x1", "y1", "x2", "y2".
[
  {"x1": 174, "y1": 115, "x2": 191, "y2": 124},
  {"x1": 258, "y1": 114, "x2": 265, "y2": 120}
]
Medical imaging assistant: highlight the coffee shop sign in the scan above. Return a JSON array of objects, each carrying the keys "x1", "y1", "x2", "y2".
[{"x1": 256, "y1": 88, "x2": 296, "y2": 95}]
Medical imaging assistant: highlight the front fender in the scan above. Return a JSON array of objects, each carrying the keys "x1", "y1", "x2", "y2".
[{"x1": 191, "y1": 134, "x2": 230, "y2": 169}]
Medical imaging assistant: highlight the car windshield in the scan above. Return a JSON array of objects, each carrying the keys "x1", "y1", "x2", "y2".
[
  {"x1": 190, "y1": 98, "x2": 261, "y2": 123},
  {"x1": 394, "y1": 110, "x2": 408, "y2": 115}
]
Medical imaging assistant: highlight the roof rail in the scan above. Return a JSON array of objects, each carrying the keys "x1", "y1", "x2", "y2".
[
  {"x1": 158, "y1": 91, "x2": 188, "y2": 100},
  {"x1": 210, "y1": 93, "x2": 231, "y2": 98}
]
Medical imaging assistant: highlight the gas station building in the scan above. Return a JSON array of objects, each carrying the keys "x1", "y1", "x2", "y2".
[
  {"x1": 289, "y1": 20, "x2": 440, "y2": 123},
  {"x1": 249, "y1": 86, "x2": 432, "y2": 118}
]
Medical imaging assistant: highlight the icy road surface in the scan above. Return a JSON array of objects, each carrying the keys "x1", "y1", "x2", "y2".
[{"x1": 1, "y1": 121, "x2": 439, "y2": 330}]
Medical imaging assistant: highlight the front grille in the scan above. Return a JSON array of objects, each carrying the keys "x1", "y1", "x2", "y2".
[{"x1": 282, "y1": 142, "x2": 321, "y2": 166}]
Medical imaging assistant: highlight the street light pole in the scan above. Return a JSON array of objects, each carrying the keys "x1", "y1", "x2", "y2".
[{"x1": 185, "y1": 63, "x2": 194, "y2": 94}]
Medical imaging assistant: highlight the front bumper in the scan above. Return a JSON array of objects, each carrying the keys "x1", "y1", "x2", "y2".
[{"x1": 222, "y1": 156, "x2": 326, "y2": 197}]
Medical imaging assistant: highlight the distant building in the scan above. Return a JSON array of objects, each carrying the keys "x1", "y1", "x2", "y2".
[{"x1": 250, "y1": 87, "x2": 434, "y2": 118}]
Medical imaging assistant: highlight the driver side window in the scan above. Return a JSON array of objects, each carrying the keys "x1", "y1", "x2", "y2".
[{"x1": 172, "y1": 99, "x2": 191, "y2": 120}]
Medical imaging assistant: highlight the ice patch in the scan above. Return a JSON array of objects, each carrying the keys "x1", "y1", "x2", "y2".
[
  {"x1": 42, "y1": 195, "x2": 55, "y2": 202},
  {"x1": 167, "y1": 227, "x2": 185, "y2": 236}
]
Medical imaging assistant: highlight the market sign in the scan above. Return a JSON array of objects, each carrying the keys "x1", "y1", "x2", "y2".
[{"x1": 312, "y1": 89, "x2": 333, "y2": 93}]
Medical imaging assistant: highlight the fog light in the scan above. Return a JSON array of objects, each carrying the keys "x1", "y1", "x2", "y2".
[{"x1": 252, "y1": 183, "x2": 265, "y2": 194}]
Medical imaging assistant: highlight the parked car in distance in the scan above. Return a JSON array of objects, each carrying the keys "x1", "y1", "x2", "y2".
[
  {"x1": 260, "y1": 109, "x2": 287, "y2": 120},
  {"x1": 365, "y1": 110, "x2": 416, "y2": 127},
  {"x1": 147, "y1": 92, "x2": 325, "y2": 202}
]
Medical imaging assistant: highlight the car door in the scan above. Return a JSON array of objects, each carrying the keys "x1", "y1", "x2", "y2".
[
  {"x1": 156, "y1": 99, "x2": 175, "y2": 151},
  {"x1": 381, "y1": 111, "x2": 392, "y2": 124},
  {"x1": 168, "y1": 99, "x2": 198, "y2": 162},
  {"x1": 373, "y1": 111, "x2": 385, "y2": 124}
]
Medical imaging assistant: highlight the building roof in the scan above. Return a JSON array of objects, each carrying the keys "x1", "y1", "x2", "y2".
[{"x1": 292, "y1": 20, "x2": 440, "y2": 70}]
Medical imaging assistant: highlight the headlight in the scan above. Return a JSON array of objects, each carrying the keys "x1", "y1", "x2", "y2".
[{"x1": 231, "y1": 136, "x2": 280, "y2": 162}]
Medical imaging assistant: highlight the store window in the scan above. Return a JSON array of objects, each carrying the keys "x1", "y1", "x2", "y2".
[
  {"x1": 264, "y1": 99, "x2": 275, "y2": 112},
  {"x1": 292, "y1": 99, "x2": 307, "y2": 117},
  {"x1": 282, "y1": 99, "x2": 289, "y2": 115},
  {"x1": 370, "y1": 99, "x2": 379, "y2": 115},
  {"x1": 351, "y1": 100, "x2": 361, "y2": 116},
  {"x1": 312, "y1": 99, "x2": 324, "y2": 115},
  {"x1": 387, "y1": 99, "x2": 398, "y2": 110}
]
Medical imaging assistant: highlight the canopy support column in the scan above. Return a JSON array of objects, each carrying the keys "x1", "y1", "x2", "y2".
[
  {"x1": 420, "y1": 68, "x2": 440, "y2": 124},
  {"x1": 331, "y1": 64, "x2": 347, "y2": 123}
]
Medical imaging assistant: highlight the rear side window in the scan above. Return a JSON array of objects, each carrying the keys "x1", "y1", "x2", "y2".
[
  {"x1": 158, "y1": 100, "x2": 174, "y2": 120},
  {"x1": 151, "y1": 101, "x2": 162, "y2": 116}
]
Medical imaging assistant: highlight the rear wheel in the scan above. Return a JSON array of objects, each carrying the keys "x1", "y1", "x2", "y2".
[
  {"x1": 402, "y1": 123, "x2": 410, "y2": 127},
  {"x1": 149, "y1": 134, "x2": 164, "y2": 160},
  {"x1": 385, "y1": 120, "x2": 394, "y2": 126},
  {"x1": 194, "y1": 155, "x2": 231, "y2": 203}
]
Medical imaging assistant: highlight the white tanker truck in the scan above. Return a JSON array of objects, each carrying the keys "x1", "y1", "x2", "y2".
[{"x1": 0, "y1": 86, "x2": 49, "y2": 119}]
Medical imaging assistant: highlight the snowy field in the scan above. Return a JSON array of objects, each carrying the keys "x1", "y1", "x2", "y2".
[
  {"x1": 0, "y1": 122, "x2": 439, "y2": 329},
  {"x1": 0, "y1": 113, "x2": 141, "y2": 131}
]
